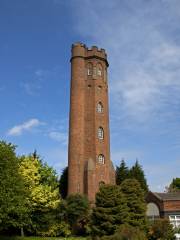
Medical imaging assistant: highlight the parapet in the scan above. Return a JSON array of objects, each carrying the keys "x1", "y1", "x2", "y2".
[{"x1": 71, "y1": 42, "x2": 108, "y2": 65}]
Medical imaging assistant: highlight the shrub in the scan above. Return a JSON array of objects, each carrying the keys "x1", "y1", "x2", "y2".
[
  {"x1": 147, "y1": 218, "x2": 175, "y2": 240},
  {"x1": 101, "y1": 224, "x2": 147, "y2": 240}
]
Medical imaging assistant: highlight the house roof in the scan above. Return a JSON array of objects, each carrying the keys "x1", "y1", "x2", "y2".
[{"x1": 153, "y1": 192, "x2": 180, "y2": 201}]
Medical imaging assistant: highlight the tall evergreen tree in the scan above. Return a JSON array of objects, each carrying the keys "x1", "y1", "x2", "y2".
[
  {"x1": 59, "y1": 167, "x2": 68, "y2": 199},
  {"x1": 129, "y1": 160, "x2": 148, "y2": 193},
  {"x1": 120, "y1": 179, "x2": 147, "y2": 230},
  {"x1": 90, "y1": 184, "x2": 129, "y2": 237},
  {"x1": 66, "y1": 193, "x2": 89, "y2": 234},
  {"x1": 116, "y1": 159, "x2": 129, "y2": 185},
  {"x1": 168, "y1": 178, "x2": 180, "y2": 192}
]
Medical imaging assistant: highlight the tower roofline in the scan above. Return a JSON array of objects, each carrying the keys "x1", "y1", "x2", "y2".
[{"x1": 71, "y1": 42, "x2": 108, "y2": 67}]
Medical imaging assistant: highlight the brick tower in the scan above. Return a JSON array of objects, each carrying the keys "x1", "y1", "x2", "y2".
[{"x1": 68, "y1": 42, "x2": 115, "y2": 202}]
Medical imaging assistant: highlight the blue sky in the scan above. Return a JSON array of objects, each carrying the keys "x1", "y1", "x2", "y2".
[{"x1": 0, "y1": 0, "x2": 180, "y2": 191}]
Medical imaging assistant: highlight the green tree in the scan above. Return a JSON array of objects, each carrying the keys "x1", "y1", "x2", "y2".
[
  {"x1": 19, "y1": 153, "x2": 61, "y2": 236},
  {"x1": 148, "y1": 218, "x2": 175, "y2": 240},
  {"x1": 90, "y1": 184, "x2": 129, "y2": 237},
  {"x1": 66, "y1": 193, "x2": 89, "y2": 235},
  {"x1": 168, "y1": 178, "x2": 180, "y2": 192},
  {"x1": 0, "y1": 141, "x2": 29, "y2": 235},
  {"x1": 120, "y1": 178, "x2": 147, "y2": 230},
  {"x1": 59, "y1": 167, "x2": 68, "y2": 199},
  {"x1": 129, "y1": 160, "x2": 148, "y2": 193},
  {"x1": 116, "y1": 159, "x2": 129, "y2": 185}
]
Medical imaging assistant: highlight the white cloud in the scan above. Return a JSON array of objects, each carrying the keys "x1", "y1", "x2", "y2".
[
  {"x1": 7, "y1": 118, "x2": 42, "y2": 136},
  {"x1": 48, "y1": 131, "x2": 68, "y2": 145},
  {"x1": 70, "y1": 0, "x2": 180, "y2": 122}
]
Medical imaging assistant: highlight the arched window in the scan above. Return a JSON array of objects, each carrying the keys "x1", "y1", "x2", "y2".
[
  {"x1": 98, "y1": 127, "x2": 104, "y2": 139},
  {"x1": 97, "y1": 102, "x2": 103, "y2": 113},
  {"x1": 97, "y1": 63, "x2": 103, "y2": 77},
  {"x1": 87, "y1": 63, "x2": 93, "y2": 76},
  {"x1": 98, "y1": 154, "x2": 105, "y2": 164}
]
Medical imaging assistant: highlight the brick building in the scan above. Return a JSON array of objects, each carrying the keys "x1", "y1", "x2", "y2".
[
  {"x1": 146, "y1": 191, "x2": 180, "y2": 228},
  {"x1": 68, "y1": 42, "x2": 115, "y2": 202}
]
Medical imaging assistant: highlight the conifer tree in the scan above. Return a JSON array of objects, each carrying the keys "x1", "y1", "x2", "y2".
[
  {"x1": 59, "y1": 167, "x2": 68, "y2": 199},
  {"x1": 90, "y1": 184, "x2": 129, "y2": 237},
  {"x1": 66, "y1": 193, "x2": 89, "y2": 234},
  {"x1": 129, "y1": 160, "x2": 148, "y2": 193},
  {"x1": 168, "y1": 178, "x2": 180, "y2": 192},
  {"x1": 120, "y1": 179, "x2": 147, "y2": 230},
  {"x1": 116, "y1": 159, "x2": 129, "y2": 185}
]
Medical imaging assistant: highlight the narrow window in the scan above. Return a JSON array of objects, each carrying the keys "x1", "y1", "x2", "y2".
[
  {"x1": 97, "y1": 69, "x2": 102, "y2": 76},
  {"x1": 98, "y1": 127, "x2": 104, "y2": 139},
  {"x1": 87, "y1": 63, "x2": 93, "y2": 76},
  {"x1": 93, "y1": 67, "x2": 96, "y2": 77},
  {"x1": 98, "y1": 154, "x2": 105, "y2": 164},
  {"x1": 97, "y1": 63, "x2": 103, "y2": 77},
  {"x1": 97, "y1": 102, "x2": 103, "y2": 113}
]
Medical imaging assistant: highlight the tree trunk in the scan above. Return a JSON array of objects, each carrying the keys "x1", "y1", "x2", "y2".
[{"x1": 21, "y1": 227, "x2": 24, "y2": 237}]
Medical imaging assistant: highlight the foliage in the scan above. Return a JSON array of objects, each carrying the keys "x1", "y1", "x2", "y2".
[
  {"x1": 116, "y1": 159, "x2": 129, "y2": 185},
  {"x1": 120, "y1": 178, "x2": 147, "y2": 230},
  {"x1": 129, "y1": 160, "x2": 148, "y2": 194},
  {"x1": 19, "y1": 154, "x2": 62, "y2": 236},
  {"x1": 59, "y1": 166, "x2": 68, "y2": 199},
  {"x1": 66, "y1": 194, "x2": 90, "y2": 235},
  {"x1": 147, "y1": 218, "x2": 175, "y2": 240},
  {"x1": 0, "y1": 237, "x2": 86, "y2": 240},
  {"x1": 168, "y1": 178, "x2": 180, "y2": 192},
  {"x1": 90, "y1": 184, "x2": 129, "y2": 237},
  {"x1": 0, "y1": 141, "x2": 29, "y2": 233},
  {"x1": 101, "y1": 224, "x2": 147, "y2": 240}
]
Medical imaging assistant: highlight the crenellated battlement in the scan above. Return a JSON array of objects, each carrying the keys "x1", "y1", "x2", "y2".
[{"x1": 71, "y1": 42, "x2": 108, "y2": 65}]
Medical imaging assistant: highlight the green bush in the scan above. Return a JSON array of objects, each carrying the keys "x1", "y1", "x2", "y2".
[
  {"x1": 101, "y1": 224, "x2": 147, "y2": 240},
  {"x1": 147, "y1": 218, "x2": 175, "y2": 240}
]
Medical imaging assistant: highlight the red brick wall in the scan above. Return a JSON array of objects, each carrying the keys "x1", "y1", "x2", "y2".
[
  {"x1": 68, "y1": 43, "x2": 115, "y2": 201},
  {"x1": 164, "y1": 200, "x2": 180, "y2": 211}
]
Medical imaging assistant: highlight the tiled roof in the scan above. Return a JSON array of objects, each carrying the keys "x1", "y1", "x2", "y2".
[{"x1": 153, "y1": 192, "x2": 180, "y2": 201}]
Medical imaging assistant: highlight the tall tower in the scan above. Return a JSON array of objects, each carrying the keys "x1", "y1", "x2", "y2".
[{"x1": 68, "y1": 42, "x2": 115, "y2": 202}]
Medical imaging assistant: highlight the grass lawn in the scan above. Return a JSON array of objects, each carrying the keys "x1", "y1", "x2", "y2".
[{"x1": 0, "y1": 237, "x2": 86, "y2": 240}]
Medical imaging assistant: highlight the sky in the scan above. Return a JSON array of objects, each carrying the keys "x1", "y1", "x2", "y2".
[{"x1": 0, "y1": 0, "x2": 180, "y2": 191}]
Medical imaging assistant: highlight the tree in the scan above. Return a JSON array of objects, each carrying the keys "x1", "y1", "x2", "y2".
[
  {"x1": 19, "y1": 153, "x2": 61, "y2": 236},
  {"x1": 129, "y1": 160, "x2": 148, "y2": 193},
  {"x1": 168, "y1": 178, "x2": 180, "y2": 192},
  {"x1": 59, "y1": 167, "x2": 68, "y2": 199},
  {"x1": 116, "y1": 159, "x2": 129, "y2": 185},
  {"x1": 66, "y1": 193, "x2": 89, "y2": 235},
  {"x1": 148, "y1": 218, "x2": 175, "y2": 240},
  {"x1": 90, "y1": 184, "x2": 129, "y2": 237},
  {"x1": 120, "y1": 178, "x2": 147, "y2": 230},
  {"x1": 0, "y1": 141, "x2": 29, "y2": 235}
]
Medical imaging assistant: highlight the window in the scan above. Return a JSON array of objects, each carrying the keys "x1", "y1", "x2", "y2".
[
  {"x1": 169, "y1": 215, "x2": 180, "y2": 228},
  {"x1": 98, "y1": 154, "x2": 105, "y2": 164},
  {"x1": 93, "y1": 67, "x2": 96, "y2": 77},
  {"x1": 97, "y1": 69, "x2": 102, "y2": 76},
  {"x1": 87, "y1": 63, "x2": 93, "y2": 76},
  {"x1": 146, "y1": 203, "x2": 160, "y2": 221},
  {"x1": 87, "y1": 69, "x2": 91, "y2": 75},
  {"x1": 99, "y1": 181, "x2": 105, "y2": 186},
  {"x1": 98, "y1": 127, "x2": 104, "y2": 139},
  {"x1": 97, "y1": 102, "x2": 103, "y2": 113},
  {"x1": 97, "y1": 63, "x2": 103, "y2": 77}
]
